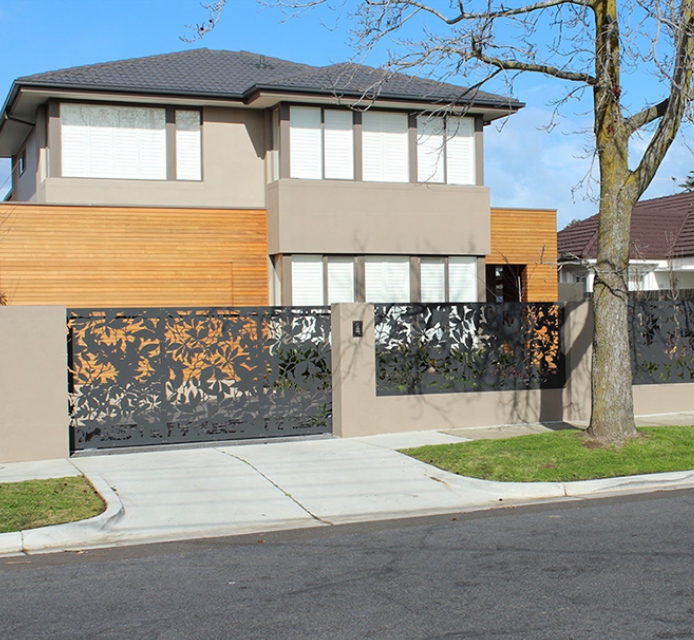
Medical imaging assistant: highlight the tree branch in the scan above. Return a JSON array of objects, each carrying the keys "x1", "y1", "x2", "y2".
[
  {"x1": 630, "y1": 4, "x2": 694, "y2": 194},
  {"x1": 468, "y1": 49, "x2": 596, "y2": 84},
  {"x1": 364, "y1": 0, "x2": 592, "y2": 25},
  {"x1": 624, "y1": 99, "x2": 669, "y2": 135}
]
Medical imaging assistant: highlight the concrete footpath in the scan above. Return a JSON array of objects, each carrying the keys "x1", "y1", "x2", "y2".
[{"x1": 2, "y1": 412, "x2": 694, "y2": 556}]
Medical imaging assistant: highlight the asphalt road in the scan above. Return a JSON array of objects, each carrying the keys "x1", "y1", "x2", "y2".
[{"x1": 2, "y1": 490, "x2": 694, "y2": 640}]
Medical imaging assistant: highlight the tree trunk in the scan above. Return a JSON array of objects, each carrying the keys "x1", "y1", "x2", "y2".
[{"x1": 587, "y1": 0, "x2": 638, "y2": 441}]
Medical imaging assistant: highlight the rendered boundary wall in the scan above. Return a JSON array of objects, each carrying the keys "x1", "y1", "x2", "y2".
[
  {"x1": 1, "y1": 302, "x2": 693, "y2": 463},
  {"x1": 0, "y1": 306, "x2": 69, "y2": 463}
]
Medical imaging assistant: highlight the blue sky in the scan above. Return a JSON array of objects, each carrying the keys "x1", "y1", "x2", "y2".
[{"x1": 0, "y1": 0, "x2": 691, "y2": 228}]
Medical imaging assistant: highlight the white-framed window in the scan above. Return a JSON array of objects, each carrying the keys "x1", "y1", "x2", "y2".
[
  {"x1": 289, "y1": 106, "x2": 354, "y2": 180},
  {"x1": 421, "y1": 257, "x2": 446, "y2": 302},
  {"x1": 61, "y1": 103, "x2": 167, "y2": 180},
  {"x1": 449, "y1": 256, "x2": 478, "y2": 301},
  {"x1": 18, "y1": 151, "x2": 26, "y2": 177},
  {"x1": 421, "y1": 256, "x2": 478, "y2": 302},
  {"x1": 175, "y1": 110, "x2": 202, "y2": 181},
  {"x1": 416, "y1": 115, "x2": 476, "y2": 185},
  {"x1": 362, "y1": 112, "x2": 409, "y2": 183},
  {"x1": 327, "y1": 257, "x2": 355, "y2": 303},
  {"x1": 292, "y1": 255, "x2": 324, "y2": 306},
  {"x1": 365, "y1": 256, "x2": 410, "y2": 302}
]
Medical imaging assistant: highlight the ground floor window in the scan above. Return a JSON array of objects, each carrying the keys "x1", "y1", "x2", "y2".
[{"x1": 281, "y1": 254, "x2": 480, "y2": 305}]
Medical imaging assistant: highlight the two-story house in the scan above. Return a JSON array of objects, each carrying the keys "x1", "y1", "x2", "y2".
[{"x1": 0, "y1": 48, "x2": 556, "y2": 307}]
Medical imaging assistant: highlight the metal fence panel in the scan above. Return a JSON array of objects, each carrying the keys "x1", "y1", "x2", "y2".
[
  {"x1": 374, "y1": 302, "x2": 565, "y2": 396},
  {"x1": 68, "y1": 307, "x2": 332, "y2": 450},
  {"x1": 630, "y1": 300, "x2": 694, "y2": 384}
]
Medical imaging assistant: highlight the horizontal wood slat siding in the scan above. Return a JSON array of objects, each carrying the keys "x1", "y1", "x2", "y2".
[
  {"x1": 0, "y1": 204, "x2": 268, "y2": 307},
  {"x1": 488, "y1": 208, "x2": 558, "y2": 302}
]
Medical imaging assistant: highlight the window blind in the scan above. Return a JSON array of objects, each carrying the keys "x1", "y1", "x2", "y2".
[
  {"x1": 449, "y1": 257, "x2": 478, "y2": 302},
  {"x1": 365, "y1": 256, "x2": 410, "y2": 302},
  {"x1": 421, "y1": 258, "x2": 446, "y2": 302},
  {"x1": 292, "y1": 255, "x2": 324, "y2": 306},
  {"x1": 175, "y1": 110, "x2": 202, "y2": 181},
  {"x1": 417, "y1": 116, "x2": 445, "y2": 183},
  {"x1": 324, "y1": 110, "x2": 354, "y2": 180},
  {"x1": 446, "y1": 117, "x2": 475, "y2": 185},
  {"x1": 290, "y1": 106, "x2": 322, "y2": 179},
  {"x1": 61, "y1": 104, "x2": 166, "y2": 180},
  {"x1": 327, "y1": 257, "x2": 355, "y2": 303},
  {"x1": 362, "y1": 112, "x2": 408, "y2": 183}
]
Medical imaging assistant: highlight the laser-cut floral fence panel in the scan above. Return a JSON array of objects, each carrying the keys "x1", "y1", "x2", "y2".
[
  {"x1": 630, "y1": 300, "x2": 694, "y2": 384},
  {"x1": 68, "y1": 307, "x2": 331, "y2": 450},
  {"x1": 374, "y1": 303, "x2": 565, "y2": 396}
]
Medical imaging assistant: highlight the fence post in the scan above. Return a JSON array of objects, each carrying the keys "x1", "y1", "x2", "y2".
[
  {"x1": 0, "y1": 306, "x2": 70, "y2": 463},
  {"x1": 331, "y1": 303, "x2": 376, "y2": 437}
]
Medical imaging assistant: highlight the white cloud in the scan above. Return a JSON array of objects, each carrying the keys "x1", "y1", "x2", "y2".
[{"x1": 485, "y1": 106, "x2": 597, "y2": 229}]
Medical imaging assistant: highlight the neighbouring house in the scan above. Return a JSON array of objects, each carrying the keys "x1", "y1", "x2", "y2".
[
  {"x1": 558, "y1": 192, "x2": 694, "y2": 298},
  {"x1": 0, "y1": 48, "x2": 557, "y2": 307}
]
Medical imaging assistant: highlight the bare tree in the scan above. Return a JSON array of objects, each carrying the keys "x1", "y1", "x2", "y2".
[{"x1": 199, "y1": 0, "x2": 694, "y2": 441}]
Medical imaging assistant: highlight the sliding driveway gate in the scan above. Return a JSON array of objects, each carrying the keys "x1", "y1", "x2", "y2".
[{"x1": 67, "y1": 307, "x2": 332, "y2": 451}]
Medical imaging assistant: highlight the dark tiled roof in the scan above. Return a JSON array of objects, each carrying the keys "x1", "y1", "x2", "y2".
[
  {"x1": 15, "y1": 48, "x2": 522, "y2": 108},
  {"x1": 558, "y1": 192, "x2": 694, "y2": 260}
]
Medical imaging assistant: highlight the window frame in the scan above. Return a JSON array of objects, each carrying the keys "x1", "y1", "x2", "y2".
[{"x1": 58, "y1": 100, "x2": 203, "y2": 182}]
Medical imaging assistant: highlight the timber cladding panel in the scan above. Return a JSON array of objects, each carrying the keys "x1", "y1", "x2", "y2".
[
  {"x1": 488, "y1": 207, "x2": 558, "y2": 302},
  {"x1": 0, "y1": 204, "x2": 268, "y2": 307}
]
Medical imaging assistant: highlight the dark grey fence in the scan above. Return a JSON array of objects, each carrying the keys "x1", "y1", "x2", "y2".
[
  {"x1": 630, "y1": 300, "x2": 694, "y2": 384},
  {"x1": 68, "y1": 307, "x2": 332, "y2": 450},
  {"x1": 374, "y1": 303, "x2": 565, "y2": 396}
]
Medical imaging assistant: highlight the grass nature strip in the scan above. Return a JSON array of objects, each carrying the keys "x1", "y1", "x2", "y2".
[
  {"x1": 401, "y1": 426, "x2": 694, "y2": 483},
  {"x1": 0, "y1": 476, "x2": 105, "y2": 534}
]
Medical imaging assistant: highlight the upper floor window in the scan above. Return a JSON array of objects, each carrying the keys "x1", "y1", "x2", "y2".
[
  {"x1": 417, "y1": 115, "x2": 476, "y2": 185},
  {"x1": 18, "y1": 151, "x2": 26, "y2": 176},
  {"x1": 290, "y1": 106, "x2": 354, "y2": 180},
  {"x1": 62, "y1": 104, "x2": 166, "y2": 180},
  {"x1": 60, "y1": 104, "x2": 202, "y2": 181},
  {"x1": 362, "y1": 112, "x2": 409, "y2": 183},
  {"x1": 175, "y1": 110, "x2": 202, "y2": 181}
]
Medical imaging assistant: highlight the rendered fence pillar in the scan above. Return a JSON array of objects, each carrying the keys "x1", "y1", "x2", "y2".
[
  {"x1": 331, "y1": 303, "x2": 377, "y2": 438},
  {"x1": 562, "y1": 300, "x2": 593, "y2": 422},
  {"x1": 0, "y1": 306, "x2": 69, "y2": 463}
]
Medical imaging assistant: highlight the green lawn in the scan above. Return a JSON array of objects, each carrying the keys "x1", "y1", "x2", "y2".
[
  {"x1": 402, "y1": 426, "x2": 694, "y2": 482},
  {"x1": 0, "y1": 476, "x2": 105, "y2": 534}
]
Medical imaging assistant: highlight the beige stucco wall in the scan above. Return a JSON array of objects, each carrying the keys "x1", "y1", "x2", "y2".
[
  {"x1": 331, "y1": 303, "x2": 565, "y2": 437},
  {"x1": 267, "y1": 179, "x2": 491, "y2": 255},
  {"x1": 331, "y1": 301, "x2": 694, "y2": 437},
  {"x1": 36, "y1": 106, "x2": 266, "y2": 208},
  {"x1": 0, "y1": 306, "x2": 69, "y2": 463},
  {"x1": 12, "y1": 127, "x2": 40, "y2": 203}
]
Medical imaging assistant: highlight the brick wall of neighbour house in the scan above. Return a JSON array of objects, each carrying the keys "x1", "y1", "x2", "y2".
[
  {"x1": 488, "y1": 208, "x2": 558, "y2": 301},
  {"x1": 0, "y1": 204, "x2": 268, "y2": 307}
]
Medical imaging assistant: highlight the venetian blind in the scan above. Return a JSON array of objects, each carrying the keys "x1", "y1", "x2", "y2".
[
  {"x1": 292, "y1": 255, "x2": 324, "y2": 306},
  {"x1": 290, "y1": 106, "x2": 322, "y2": 179},
  {"x1": 61, "y1": 103, "x2": 166, "y2": 180},
  {"x1": 324, "y1": 110, "x2": 354, "y2": 180},
  {"x1": 446, "y1": 117, "x2": 476, "y2": 185},
  {"x1": 417, "y1": 116, "x2": 445, "y2": 183},
  {"x1": 362, "y1": 112, "x2": 409, "y2": 183},
  {"x1": 327, "y1": 257, "x2": 355, "y2": 304},
  {"x1": 176, "y1": 110, "x2": 202, "y2": 181},
  {"x1": 365, "y1": 256, "x2": 410, "y2": 303},
  {"x1": 449, "y1": 257, "x2": 478, "y2": 302},
  {"x1": 420, "y1": 258, "x2": 447, "y2": 302}
]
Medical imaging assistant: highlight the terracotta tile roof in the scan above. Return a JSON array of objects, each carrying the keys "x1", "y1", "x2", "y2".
[
  {"x1": 558, "y1": 192, "x2": 694, "y2": 260},
  {"x1": 15, "y1": 48, "x2": 523, "y2": 109}
]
